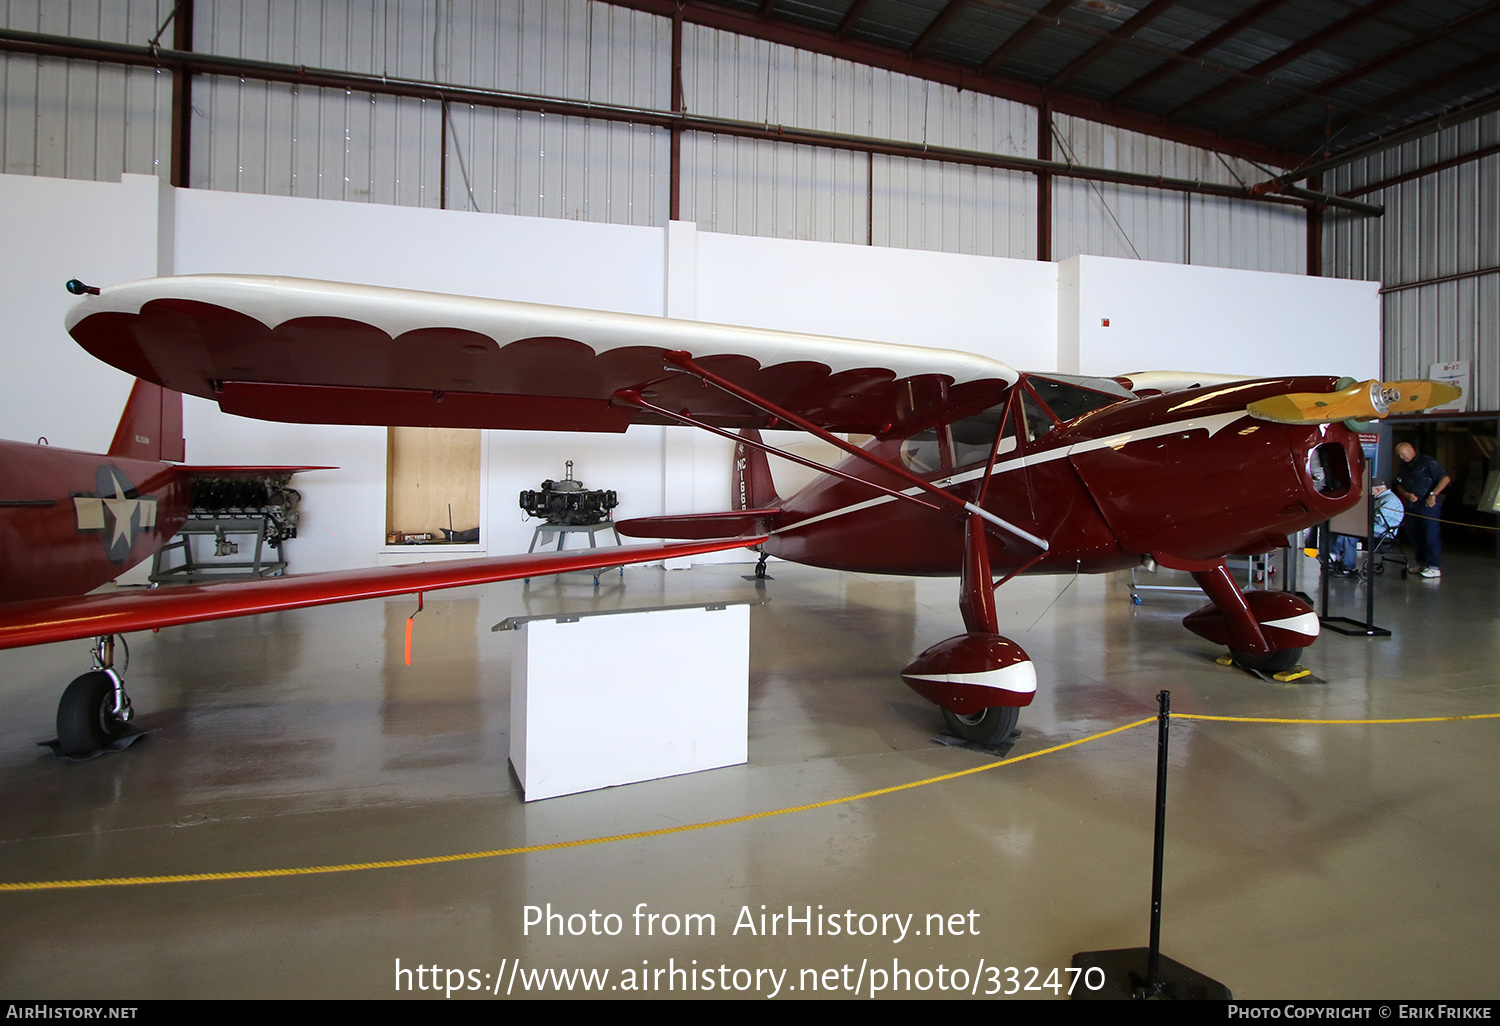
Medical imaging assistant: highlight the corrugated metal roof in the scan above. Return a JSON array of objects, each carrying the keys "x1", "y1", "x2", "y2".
[{"x1": 614, "y1": 0, "x2": 1500, "y2": 167}]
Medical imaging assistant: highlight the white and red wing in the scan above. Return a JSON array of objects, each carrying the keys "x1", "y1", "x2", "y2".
[
  {"x1": 67, "y1": 275, "x2": 1017, "y2": 436},
  {"x1": 1112, "y1": 370, "x2": 1260, "y2": 396}
]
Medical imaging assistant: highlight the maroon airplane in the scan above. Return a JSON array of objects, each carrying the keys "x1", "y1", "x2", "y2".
[
  {"x1": 0, "y1": 373, "x2": 758, "y2": 754},
  {"x1": 59, "y1": 275, "x2": 1455, "y2": 745}
]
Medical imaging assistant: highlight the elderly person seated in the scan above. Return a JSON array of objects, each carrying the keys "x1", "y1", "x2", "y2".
[{"x1": 1330, "y1": 480, "x2": 1403, "y2": 574}]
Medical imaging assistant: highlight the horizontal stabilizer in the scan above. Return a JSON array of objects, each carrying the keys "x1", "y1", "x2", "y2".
[
  {"x1": 181, "y1": 465, "x2": 333, "y2": 478},
  {"x1": 617, "y1": 509, "x2": 781, "y2": 541},
  {"x1": 0, "y1": 535, "x2": 765, "y2": 651}
]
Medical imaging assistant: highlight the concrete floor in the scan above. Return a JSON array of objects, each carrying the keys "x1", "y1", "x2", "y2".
[{"x1": 0, "y1": 551, "x2": 1497, "y2": 1000}]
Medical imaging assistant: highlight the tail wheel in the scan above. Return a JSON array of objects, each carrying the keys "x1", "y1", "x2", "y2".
[
  {"x1": 941, "y1": 705, "x2": 1020, "y2": 745},
  {"x1": 1230, "y1": 647, "x2": 1303, "y2": 675},
  {"x1": 57, "y1": 671, "x2": 129, "y2": 755}
]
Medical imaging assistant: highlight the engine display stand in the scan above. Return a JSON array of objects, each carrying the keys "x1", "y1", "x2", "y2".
[
  {"x1": 525, "y1": 522, "x2": 624, "y2": 583},
  {"x1": 150, "y1": 515, "x2": 288, "y2": 583},
  {"x1": 526, "y1": 521, "x2": 622, "y2": 552}
]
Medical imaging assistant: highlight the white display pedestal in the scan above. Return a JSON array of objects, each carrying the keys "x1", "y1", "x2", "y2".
[{"x1": 502, "y1": 602, "x2": 751, "y2": 801}]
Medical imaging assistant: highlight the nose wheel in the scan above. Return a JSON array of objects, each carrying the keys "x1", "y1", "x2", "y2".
[
  {"x1": 1228, "y1": 646, "x2": 1304, "y2": 675},
  {"x1": 941, "y1": 704, "x2": 1020, "y2": 746}
]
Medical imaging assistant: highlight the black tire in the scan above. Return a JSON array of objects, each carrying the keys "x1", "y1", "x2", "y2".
[
  {"x1": 56, "y1": 671, "x2": 128, "y2": 755},
  {"x1": 941, "y1": 705, "x2": 1020, "y2": 745},
  {"x1": 1230, "y1": 647, "x2": 1303, "y2": 675}
]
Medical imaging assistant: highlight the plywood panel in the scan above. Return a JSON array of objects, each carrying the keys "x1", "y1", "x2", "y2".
[{"x1": 387, "y1": 426, "x2": 481, "y2": 540}]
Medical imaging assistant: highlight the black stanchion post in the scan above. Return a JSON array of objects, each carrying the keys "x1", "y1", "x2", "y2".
[
  {"x1": 1071, "y1": 690, "x2": 1232, "y2": 1000},
  {"x1": 1318, "y1": 521, "x2": 1332, "y2": 616},
  {"x1": 1143, "y1": 689, "x2": 1170, "y2": 996}
]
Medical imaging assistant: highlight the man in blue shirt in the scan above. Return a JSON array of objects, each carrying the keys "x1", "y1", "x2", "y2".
[{"x1": 1393, "y1": 443, "x2": 1451, "y2": 578}]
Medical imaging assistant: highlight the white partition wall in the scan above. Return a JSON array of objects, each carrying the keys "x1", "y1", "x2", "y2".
[
  {"x1": 0, "y1": 172, "x2": 1381, "y2": 576},
  {"x1": 1058, "y1": 254, "x2": 1381, "y2": 380}
]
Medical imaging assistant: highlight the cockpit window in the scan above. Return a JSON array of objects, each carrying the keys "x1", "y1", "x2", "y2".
[
  {"x1": 1024, "y1": 375, "x2": 1130, "y2": 425},
  {"x1": 902, "y1": 406, "x2": 1018, "y2": 473},
  {"x1": 900, "y1": 430, "x2": 944, "y2": 474},
  {"x1": 1020, "y1": 389, "x2": 1054, "y2": 442},
  {"x1": 951, "y1": 406, "x2": 1016, "y2": 467}
]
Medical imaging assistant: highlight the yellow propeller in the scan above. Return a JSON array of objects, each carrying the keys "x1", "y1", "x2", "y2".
[
  {"x1": 1382, "y1": 379, "x2": 1463, "y2": 413},
  {"x1": 1247, "y1": 378, "x2": 1462, "y2": 425}
]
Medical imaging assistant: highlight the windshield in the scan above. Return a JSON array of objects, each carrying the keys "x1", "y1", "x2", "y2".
[{"x1": 1024, "y1": 375, "x2": 1131, "y2": 425}]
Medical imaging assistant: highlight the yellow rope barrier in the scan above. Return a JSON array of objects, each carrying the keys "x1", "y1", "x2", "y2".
[
  {"x1": 0, "y1": 717, "x2": 1157, "y2": 892},
  {"x1": 1177, "y1": 711, "x2": 1500, "y2": 725},
  {"x1": 1401, "y1": 509, "x2": 1498, "y2": 531},
  {"x1": 3, "y1": 709, "x2": 1494, "y2": 893}
]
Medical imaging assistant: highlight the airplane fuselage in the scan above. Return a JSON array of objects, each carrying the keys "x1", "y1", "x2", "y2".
[
  {"x1": 763, "y1": 375, "x2": 1363, "y2": 577},
  {"x1": 0, "y1": 441, "x2": 190, "y2": 604}
]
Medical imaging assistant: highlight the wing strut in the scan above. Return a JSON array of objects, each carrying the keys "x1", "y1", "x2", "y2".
[
  {"x1": 648, "y1": 352, "x2": 1049, "y2": 553},
  {"x1": 613, "y1": 389, "x2": 947, "y2": 516}
]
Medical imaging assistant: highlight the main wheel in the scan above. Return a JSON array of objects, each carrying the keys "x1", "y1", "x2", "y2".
[
  {"x1": 56, "y1": 671, "x2": 128, "y2": 755},
  {"x1": 1229, "y1": 647, "x2": 1303, "y2": 675},
  {"x1": 941, "y1": 705, "x2": 1020, "y2": 745}
]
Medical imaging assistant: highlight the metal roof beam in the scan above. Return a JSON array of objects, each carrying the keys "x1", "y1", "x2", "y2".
[
  {"x1": 979, "y1": 0, "x2": 1074, "y2": 75},
  {"x1": 837, "y1": 0, "x2": 878, "y2": 39},
  {"x1": 1047, "y1": 0, "x2": 1180, "y2": 91},
  {"x1": 1165, "y1": 0, "x2": 1411, "y2": 124},
  {"x1": 1228, "y1": 4, "x2": 1500, "y2": 138},
  {"x1": 1274, "y1": 91, "x2": 1500, "y2": 181},
  {"x1": 1286, "y1": 48, "x2": 1500, "y2": 156},
  {"x1": 974, "y1": 0, "x2": 1394, "y2": 146},
  {"x1": 911, "y1": 0, "x2": 973, "y2": 59},
  {"x1": 1106, "y1": 0, "x2": 1294, "y2": 108}
]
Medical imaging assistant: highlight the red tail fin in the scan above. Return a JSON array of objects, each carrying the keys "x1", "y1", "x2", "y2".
[
  {"x1": 732, "y1": 428, "x2": 779, "y2": 511},
  {"x1": 108, "y1": 381, "x2": 185, "y2": 463}
]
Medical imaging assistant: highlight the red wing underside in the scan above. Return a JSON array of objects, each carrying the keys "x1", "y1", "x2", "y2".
[{"x1": 0, "y1": 536, "x2": 764, "y2": 650}]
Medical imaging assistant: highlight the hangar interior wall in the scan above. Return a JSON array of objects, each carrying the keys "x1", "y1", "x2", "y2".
[
  {"x1": 0, "y1": 171, "x2": 1376, "y2": 574},
  {"x1": 1325, "y1": 110, "x2": 1500, "y2": 414},
  {"x1": 1, "y1": 0, "x2": 1308, "y2": 273}
]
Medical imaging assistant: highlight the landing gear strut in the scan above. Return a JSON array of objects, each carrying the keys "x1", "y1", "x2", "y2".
[
  {"x1": 902, "y1": 514, "x2": 1038, "y2": 741},
  {"x1": 55, "y1": 636, "x2": 133, "y2": 755},
  {"x1": 1183, "y1": 562, "x2": 1317, "y2": 673}
]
